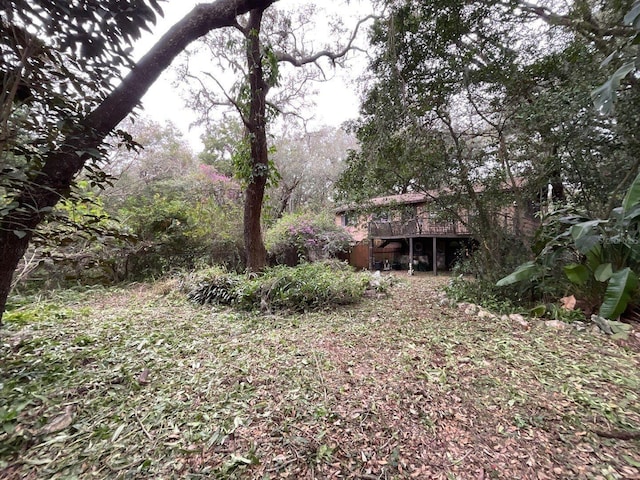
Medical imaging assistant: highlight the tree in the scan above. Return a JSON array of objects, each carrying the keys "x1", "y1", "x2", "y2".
[
  {"x1": 177, "y1": 3, "x2": 373, "y2": 271},
  {"x1": 0, "y1": 0, "x2": 278, "y2": 322},
  {"x1": 198, "y1": 115, "x2": 245, "y2": 177},
  {"x1": 268, "y1": 126, "x2": 356, "y2": 219},
  {"x1": 337, "y1": 0, "x2": 640, "y2": 274},
  {"x1": 103, "y1": 117, "x2": 196, "y2": 202}
]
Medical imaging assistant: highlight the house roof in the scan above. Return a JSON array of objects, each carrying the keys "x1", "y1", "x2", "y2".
[
  {"x1": 335, "y1": 177, "x2": 529, "y2": 214},
  {"x1": 335, "y1": 191, "x2": 434, "y2": 214}
]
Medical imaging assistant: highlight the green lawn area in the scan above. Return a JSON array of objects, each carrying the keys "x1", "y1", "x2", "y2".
[{"x1": 1, "y1": 275, "x2": 639, "y2": 479}]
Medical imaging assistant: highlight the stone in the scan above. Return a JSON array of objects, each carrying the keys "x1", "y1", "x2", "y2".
[
  {"x1": 544, "y1": 320, "x2": 566, "y2": 329},
  {"x1": 509, "y1": 313, "x2": 530, "y2": 329}
]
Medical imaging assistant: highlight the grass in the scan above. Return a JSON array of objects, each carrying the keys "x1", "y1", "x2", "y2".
[{"x1": 1, "y1": 274, "x2": 639, "y2": 479}]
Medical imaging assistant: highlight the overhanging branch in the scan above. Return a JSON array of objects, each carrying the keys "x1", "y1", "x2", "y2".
[{"x1": 275, "y1": 15, "x2": 377, "y2": 67}]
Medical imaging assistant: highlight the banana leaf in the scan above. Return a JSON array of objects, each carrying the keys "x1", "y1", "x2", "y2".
[
  {"x1": 599, "y1": 267, "x2": 639, "y2": 319},
  {"x1": 496, "y1": 261, "x2": 539, "y2": 287},
  {"x1": 564, "y1": 263, "x2": 590, "y2": 285},
  {"x1": 622, "y1": 171, "x2": 640, "y2": 214}
]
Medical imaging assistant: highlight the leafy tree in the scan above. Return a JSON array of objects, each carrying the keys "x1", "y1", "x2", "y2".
[
  {"x1": 177, "y1": 3, "x2": 373, "y2": 271},
  {"x1": 0, "y1": 0, "x2": 279, "y2": 322},
  {"x1": 268, "y1": 125, "x2": 356, "y2": 219},
  {"x1": 102, "y1": 116, "x2": 197, "y2": 209},
  {"x1": 198, "y1": 114, "x2": 244, "y2": 177},
  {"x1": 337, "y1": 0, "x2": 640, "y2": 275}
]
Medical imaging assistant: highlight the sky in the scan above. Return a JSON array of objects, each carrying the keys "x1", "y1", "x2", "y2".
[{"x1": 133, "y1": 0, "x2": 374, "y2": 150}]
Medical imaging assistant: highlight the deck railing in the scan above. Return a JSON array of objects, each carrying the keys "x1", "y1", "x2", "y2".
[{"x1": 368, "y1": 217, "x2": 471, "y2": 237}]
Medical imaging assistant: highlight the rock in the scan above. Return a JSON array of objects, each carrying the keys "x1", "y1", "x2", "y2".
[
  {"x1": 589, "y1": 324, "x2": 604, "y2": 335},
  {"x1": 509, "y1": 313, "x2": 530, "y2": 329},
  {"x1": 544, "y1": 320, "x2": 567, "y2": 329},
  {"x1": 477, "y1": 308, "x2": 494, "y2": 319},
  {"x1": 438, "y1": 298, "x2": 451, "y2": 307},
  {"x1": 460, "y1": 303, "x2": 479, "y2": 315},
  {"x1": 591, "y1": 314, "x2": 612, "y2": 334}
]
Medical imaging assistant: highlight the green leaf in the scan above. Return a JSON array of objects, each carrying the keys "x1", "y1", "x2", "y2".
[
  {"x1": 496, "y1": 261, "x2": 538, "y2": 287},
  {"x1": 623, "y1": 454, "x2": 640, "y2": 468},
  {"x1": 622, "y1": 172, "x2": 640, "y2": 213},
  {"x1": 592, "y1": 61, "x2": 636, "y2": 114},
  {"x1": 571, "y1": 220, "x2": 606, "y2": 253},
  {"x1": 13, "y1": 230, "x2": 27, "y2": 239},
  {"x1": 564, "y1": 263, "x2": 590, "y2": 285},
  {"x1": 529, "y1": 304, "x2": 547, "y2": 317},
  {"x1": 594, "y1": 263, "x2": 613, "y2": 282},
  {"x1": 624, "y1": 2, "x2": 640, "y2": 29},
  {"x1": 599, "y1": 267, "x2": 639, "y2": 319}
]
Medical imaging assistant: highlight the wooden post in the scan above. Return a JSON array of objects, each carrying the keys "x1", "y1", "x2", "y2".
[
  {"x1": 369, "y1": 238, "x2": 374, "y2": 270},
  {"x1": 432, "y1": 236, "x2": 437, "y2": 276},
  {"x1": 409, "y1": 237, "x2": 414, "y2": 275}
]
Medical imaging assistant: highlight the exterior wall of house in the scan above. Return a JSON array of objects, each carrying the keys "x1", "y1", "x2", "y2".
[
  {"x1": 335, "y1": 193, "x2": 538, "y2": 270},
  {"x1": 335, "y1": 212, "x2": 369, "y2": 242}
]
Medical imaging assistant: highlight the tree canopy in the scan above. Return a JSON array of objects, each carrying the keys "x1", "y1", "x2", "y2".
[{"x1": 0, "y1": 0, "x2": 276, "y2": 321}]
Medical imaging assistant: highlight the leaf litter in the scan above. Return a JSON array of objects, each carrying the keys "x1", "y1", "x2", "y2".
[{"x1": 1, "y1": 275, "x2": 639, "y2": 479}]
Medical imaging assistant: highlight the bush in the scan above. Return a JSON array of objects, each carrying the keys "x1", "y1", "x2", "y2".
[
  {"x1": 188, "y1": 261, "x2": 372, "y2": 313},
  {"x1": 444, "y1": 274, "x2": 520, "y2": 314},
  {"x1": 117, "y1": 176, "x2": 244, "y2": 278},
  {"x1": 444, "y1": 236, "x2": 533, "y2": 313},
  {"x1": 265, "y1": 212, "x2": 352, "y2": 266}
]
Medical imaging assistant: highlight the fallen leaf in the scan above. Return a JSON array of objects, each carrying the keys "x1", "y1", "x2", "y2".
[
  {"x1": 40, "y1": 405, "x2": 75, "y2": 435},
  {"x1": 138, "y1": 368, "x2": 150, "y2": 385},
  {"x1": 560, "y1": 295, "x2": 576, "y2": 310}
]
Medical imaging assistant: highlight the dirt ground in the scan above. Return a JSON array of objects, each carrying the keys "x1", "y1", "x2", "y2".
[{"x1": 1, "y1": 273, "x2": 639, "y2": 479}]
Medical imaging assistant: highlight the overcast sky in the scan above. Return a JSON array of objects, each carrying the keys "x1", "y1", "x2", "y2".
[{"x1": 133, "y1": 0, "x2": 375, "y2": 150}]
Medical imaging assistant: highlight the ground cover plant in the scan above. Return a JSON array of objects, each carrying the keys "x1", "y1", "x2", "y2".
[
  {"x1": 188, "y1": 262, "x2": 375, "y2": 313},
  {"x1": 1, "y1": 275, "x2": 639, "y2": 479}
]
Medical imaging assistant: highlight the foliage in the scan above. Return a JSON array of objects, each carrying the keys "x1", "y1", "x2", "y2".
[
  {"x1": 187, "y1": 271, "x2": 243, "y2": 306},
  {"x1": 445, "y1": 275, "x2": 520, "y2": 315},
  {"x1": 30, "y1": 187, "x2": 134, "y2": 286},
  {"x1": 265, "y1": 212, "x2": 352, "y2": 265},
  {"x1": 337, "y1": 0, "x2": 640, "y2": 287},
  {"x1": 498, "y1": 173, "x2": 640, "y2": 319},
  {"x1": 0, "y1": 0, "x2": 163, "y2": 228},
  {"x1": 267, "y1": 126, "x2": 356, "y2": 218},
  {"x1": 592, "y1": 1, "x2": 640, "y2": 114},
  {"x1": 189, "y1": 261, "x2": 371, "y2": 313},
  {"x1": 118, "y1": 176, "x2": 244, "y2": 278},
  {"x1": 2, "y1": 277, "x2": 639, "y2": 478}
]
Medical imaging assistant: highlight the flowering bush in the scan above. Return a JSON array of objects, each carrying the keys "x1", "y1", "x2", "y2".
[{"x1": 265, "y1": 212, "x2": 352, "y2": 265}]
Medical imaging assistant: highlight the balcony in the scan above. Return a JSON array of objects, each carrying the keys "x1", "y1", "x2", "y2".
[{"x1": 368, "y1": 217, "x2": 471, "y2": 238}]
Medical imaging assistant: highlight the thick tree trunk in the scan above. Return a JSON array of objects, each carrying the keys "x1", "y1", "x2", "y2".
[
  {"x1": 243, "y1": 8, "x2": 270, "y2": 272},
  {"x1": 0, "y1": 231, "x2": 31, "y2": 324},
  {"x1": 0, "y1": 0, "x2": 275, "y2": 322}
]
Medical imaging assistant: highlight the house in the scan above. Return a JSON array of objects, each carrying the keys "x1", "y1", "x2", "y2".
[{"x1": 336, "y1": 190, "x2": 537, "y2": 274}]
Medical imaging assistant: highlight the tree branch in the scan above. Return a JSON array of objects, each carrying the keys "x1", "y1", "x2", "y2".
[
  {"x1": 275, "y1": 15, "x2": 377, "y2": 67},
  {"x1": 515, "y1": 1, "x2": 634, "y2": 52},
  {"x1": 199, "y1": 71, "x2": 251, "y2": 127},
  {"x1": 5, "y1": 0, "x2": 277, "y2": 233}
]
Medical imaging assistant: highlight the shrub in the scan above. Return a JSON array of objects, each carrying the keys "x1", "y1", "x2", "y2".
[
  {"x1": 265, "y1": 212, "x2": 352, "y2": 266},
  {"x1": 118, "y1": 176, "x2": 244, "y2": 278},
  {"x1": 188, "y1": 261, "x2": 372, "y2": 313}
]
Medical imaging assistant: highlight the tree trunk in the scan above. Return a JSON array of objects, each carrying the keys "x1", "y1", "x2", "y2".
[
  {"x1": 0, "y1": 0, "x2": 275, "y2": 322},
  {"x1": 243, "y1": 8, "x2": 270, "y2": 272},
  {"x1": 0, "y1": 231, "x2": 32, "y2": 325}
]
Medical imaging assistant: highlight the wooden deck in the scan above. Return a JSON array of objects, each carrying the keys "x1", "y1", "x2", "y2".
[{"x1": 368, "y1": 218, "x2": 471, "y2": 238}]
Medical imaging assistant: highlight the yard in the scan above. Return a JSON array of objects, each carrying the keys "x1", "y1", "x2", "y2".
[{"x1": 1, "y1": 274, "x2": 639, "y2": 479}]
